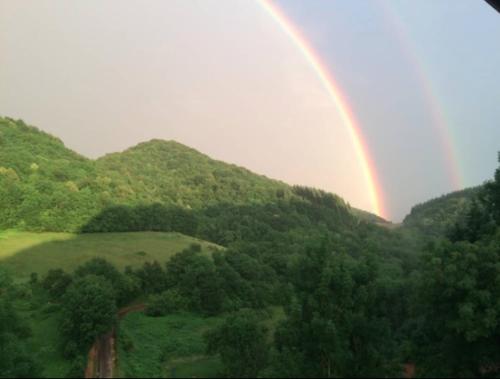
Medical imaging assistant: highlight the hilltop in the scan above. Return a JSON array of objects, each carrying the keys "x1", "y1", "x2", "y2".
[
  {"x1": 0, "y1": 117, "x2": 364, "y2": 232},
  {"x1": 95, "y1": 139, "x2": 289, "y2": 209}
]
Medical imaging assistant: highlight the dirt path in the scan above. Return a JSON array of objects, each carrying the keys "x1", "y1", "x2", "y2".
[{"x1": 85, "y1": 303, "x2": 145, "y2": 378}]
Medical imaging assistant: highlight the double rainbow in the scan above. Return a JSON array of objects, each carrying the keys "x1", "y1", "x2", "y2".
[{"x1": 259, "y1": 0, "x2": 387, "y2": 218}]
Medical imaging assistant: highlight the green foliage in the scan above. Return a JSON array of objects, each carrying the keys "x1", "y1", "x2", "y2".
[
  {"x1": 0, "y1": 271, "x2": 39, "y2": 378},
  {"x1": 412, "y1": 235, "x2": 500, "y2": 377},
  {"x1": 61, "y1": 275, "x2": 117, "y2": 352},
  {"x1": 117, "y1": 312, "x2": 223, "y2": 378},
  {"x1": 135, "y1": 260, "x2": 168, "y2": 294},
  {"x1": 145, "y1": 289, "x2": 189, "y2": 316},
  {"x1": 408, "y1": 154, "x2": 500, "y2": 377},
  {"x1": 41, "y1": 268, "x2": 73, "y2": 301},
  {"x1": 403, "y1": 186, "x2": 482, "y2": 238},
  {"x1": 205, "y1": 309, "x2": 270, "y2": 378},
  {"x1": 165, "y1": 245, "x2": 224, "y2": 315},
  {"x1": 0, "y1": 231, "x2": 220, "y2": 281},
  {"x1": 0, "y1": 117, "x2": 299, "y2": 232},
  {"x1": 4, "y1": 116, "x2": 500, "y2": 378},
  {"x1": 484, "y1": 152, "x2": 500, "y2": 224},
  {"x1": 74, "y1": 258, "x2": 134, "y2": 305},
  {"x1": 272, "y1": 245, "x2": 396, "y2": 378},
  {"x1": 448, "y1": 197, "x2": 495, "y2": 243}
]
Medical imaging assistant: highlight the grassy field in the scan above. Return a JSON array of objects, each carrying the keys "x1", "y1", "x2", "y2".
[
  {"x1": 0, "y1": 230, "x2": 221, "y2": 281},
  {"x1": 117, "y1": 307, "x2": 286, "y2": 378}
]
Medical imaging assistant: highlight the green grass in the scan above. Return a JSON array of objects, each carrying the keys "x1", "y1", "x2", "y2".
[
  {"x1": 117, "y1": 312, "x2": 223, "y2": 378},
  {"x1": 0, "y1": 231, "x2": 221, "y2": 281},
  {"x1": 117, "y1": 307, "x2": 286, "y2": 378}
]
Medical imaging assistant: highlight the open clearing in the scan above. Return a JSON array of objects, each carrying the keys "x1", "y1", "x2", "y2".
[{"x1": 0, "y1": 230, "x2": 221, "y2": 280}]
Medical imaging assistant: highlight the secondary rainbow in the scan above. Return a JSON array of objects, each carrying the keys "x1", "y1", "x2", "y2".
[
  {"x1": 258, "y1": 0, "x2": 386, "y2": 218},
  {"x1": 377, "y1": 1, "x2": 463, "y2": 189}
]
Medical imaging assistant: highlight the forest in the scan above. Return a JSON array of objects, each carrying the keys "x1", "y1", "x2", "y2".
[{"x1": 1, "y1": 117, "x2": 500, "y2": 378}]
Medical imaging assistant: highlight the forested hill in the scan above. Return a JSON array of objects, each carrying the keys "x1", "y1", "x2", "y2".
[
  {"x1": 95, "y1": 139, "x2": 289, "y2": 209},
  {"x1": 4, "y1": 116, "x2": 500, "y2": 378},
  {"x1": 402, "y1": 186, "x2": 482, "y2": 237},
  {"x1": 0, "y1": 117, "x2": 364, "y2": 232}
]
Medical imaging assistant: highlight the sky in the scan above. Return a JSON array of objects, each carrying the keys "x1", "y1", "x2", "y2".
[{"x1": 1, "y1": 0, "x2": 499, "y2": 221}]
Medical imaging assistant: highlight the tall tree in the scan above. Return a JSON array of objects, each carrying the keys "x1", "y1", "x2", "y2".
[
  {"x1": 61, "y1": 275, "x2": 117, "y2": 352},
  {"x1": 205, "y1": 310, "x2": 269, "y2": 378}
]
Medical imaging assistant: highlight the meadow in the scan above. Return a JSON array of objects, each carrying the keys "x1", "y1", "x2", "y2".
[{"x1": 0, "y1": 230, "x2": 221, "y2": 281}]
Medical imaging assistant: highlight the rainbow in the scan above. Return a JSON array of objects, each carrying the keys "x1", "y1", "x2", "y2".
[
  {"x1": 258, "y1": 0, "x2": 387, "y2": 218},
  {"x1": 377, "y1": 1, "x2": 463, "y2": 189}
]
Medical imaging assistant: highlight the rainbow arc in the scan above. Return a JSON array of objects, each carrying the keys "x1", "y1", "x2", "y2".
[{"x1": 259, "y1": 0, "x2": 387, "y2": 218}]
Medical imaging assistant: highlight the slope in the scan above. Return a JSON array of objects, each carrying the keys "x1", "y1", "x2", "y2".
[
  {"x1": 402, "y1": 186, "x2": 482, "y2": 238},
  {"x1": 0, "y1": 117, "x2": 363, "y2": 233}
]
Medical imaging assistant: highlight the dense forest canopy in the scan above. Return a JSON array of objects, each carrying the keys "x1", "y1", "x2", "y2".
[{"x1": 403, "y1": 186, "x2": 482, "y2": 237}]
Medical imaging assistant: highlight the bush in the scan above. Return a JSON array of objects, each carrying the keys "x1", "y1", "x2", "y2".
[
  {"x1": 145, "y1": 289, "x2": 189, "y2": 317},
  {"x1": 41, "y1": 269, "x2": 72, "y2": 301},
  {"x1": 61, "y1": 275, "x2": 117, "y2": 351}
]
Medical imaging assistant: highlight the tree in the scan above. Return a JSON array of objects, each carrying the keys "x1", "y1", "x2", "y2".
[
  {"x1": 205, "y1": 310, "x2": 269, "y2": 378},
  {"x1": 145, "y1": 289, "x2": 188, "y2": 316},
  {"x1": 41, "y1": 268, "x2": 73, "y2": 300},
  {"x1": 273, "y1": 245, "x2": 394, "y2": 378},
  {"x1": 74, "y1": 258, "x2": 132, "y2": 305},
  {"x1": 484, "y1": 152, "x2": 500, "y2": 224},
  {"x1": 135, "y1": 261, "x2": 167, "y2": 295},
  {"x1": 449, "y1": 197, "x2": 495, "y2": 243},
  {"x1": 413, "y1": 237, "x2": 500, "y2": 377},
  {"x1": 165, "y1": 246, "x2": 224, "y2": 315},
  {"x1": 0, "y1": 271, "x2": 39, "y2": 378},
  {"x1": 61, "y1": 275, "x2": 117, "y2": 352}
]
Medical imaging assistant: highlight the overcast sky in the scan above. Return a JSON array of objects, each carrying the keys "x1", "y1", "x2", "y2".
[{"x1": 1, "y1": 0, "x2": 499, "y2": 221}]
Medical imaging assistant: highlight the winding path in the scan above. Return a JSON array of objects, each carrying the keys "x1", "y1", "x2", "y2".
[{"x1": 85, "y1": 303, "x2": 145, "y2": 379}]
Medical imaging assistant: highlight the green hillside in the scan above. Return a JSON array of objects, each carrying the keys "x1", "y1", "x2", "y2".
[
  {"x1": 402, "y1": 186, "x2": 482, "y2": 237},
  {"x1": 0, "y1": 117, "x2": 359, "y2": 233},
  {"x1": 3, "y1": 115, "x2": 499, "y2": 378},
  {"x1": 96, "y1": 139, "x2": 289, "y2": 208}
]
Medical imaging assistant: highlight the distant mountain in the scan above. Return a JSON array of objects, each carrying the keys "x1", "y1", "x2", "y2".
[
  {"x1": 402, "y1": 186, "x2": 483, "y2": 237},
  {"x1": 0, "y1": 117, "x2": 365, "y2": 232}
]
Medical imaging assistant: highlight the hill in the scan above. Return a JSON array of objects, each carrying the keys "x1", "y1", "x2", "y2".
[
  {"x1": 402, "y1": 186, "x2": 482, "y2": 238},
  {"x1": 0, "y1": 117, "x2": 366, "y2": 233},
  {"x1": 3, "y1": 115, "x2": 499, "y2": 378},
  {"x1": 0, "y1": 117, "x2": 99, "y2": 231},
  {"x1": 95, "y1": 139, "x2": 289, "y2": 209}
]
